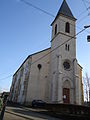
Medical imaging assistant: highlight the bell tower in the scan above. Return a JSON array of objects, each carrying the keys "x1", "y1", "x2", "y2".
[{"x1": 50, "y1": 0, "x2": 78, "y2": 104}]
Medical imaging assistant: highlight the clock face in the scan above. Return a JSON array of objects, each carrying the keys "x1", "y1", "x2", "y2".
[{"x1": 63, "y1": 61, "x2": 71, "y2": 70}]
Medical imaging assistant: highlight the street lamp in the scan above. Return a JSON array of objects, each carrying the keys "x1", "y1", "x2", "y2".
[
  {"x1": 87, "y1": 36, "x2": 90, "y2": 42},
  {"x1": 84, "y1": 25, "x2": 90, "y2": 42},
  {"x1": 84, "y1": 25, "x2": 90, "y2": 29}
]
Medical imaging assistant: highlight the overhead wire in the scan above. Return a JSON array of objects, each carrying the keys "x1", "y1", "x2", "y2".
[
  {"x1": 30, "y1": 28, "x2": 87, "y2": 66},
  {"x1": 20, "y1": 0, "x2": 90, "y2": 33},
  {"x1": 82, "y1": 0, "x2": 88, "y2": 10},
  {"x1": 19, "y1": 0, "x2": 90, "y2": 69},
  {"x1": 77, "y1": 9, "x2": 88, "y2": 18},
  {"x1": 82, "y1": 0, "x2": 90, "y2": 15},
  {"x1": 9, "y1": 28, "x2": 88, "y2": 81},
  {"x1": 0, "y1": 26, "x2": 88, "y2": 81},
  {"x1": 76, "y1": 2, "x2": 90, "y2": 23},
  {"x1": 76, "y1": 4, "x2": 90, "y2": 26},
  {"x1": 0, "y1": 0, "x2": 90, "y2": 81},
  {"x1": 76, "y1": 0, "x2": 90, "y2": 20},
  {"x1": 20, "y1": 0, "x2": 75, "y2": 27},
  {"x1": 78, "y1": 0, "x2": 90, "y2": 32},
  {"x1": 0, "y1": 75, "x2": 12, "y2": 81},
  {"x1": 85, "y1": 0, "x2": 90, "y2": 4},
  {"x1": 77, "y1": 14, "x2": 90, "y2": 24},
  {"x1": 20, "y1": 0, "x2": 54, "y2": 18}
]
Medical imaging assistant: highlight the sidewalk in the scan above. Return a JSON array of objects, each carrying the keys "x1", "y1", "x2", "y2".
[
  {"x1": 4, "y1": 112, "x2": 28, "y2": 120},
  {"x1": 4, "y1": 106, "x2": 60, "y2": 120}
]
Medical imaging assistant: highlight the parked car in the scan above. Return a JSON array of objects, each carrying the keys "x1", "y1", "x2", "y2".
[{"x1": 32, "y1": 100, "x2": 46, "y2": 108}]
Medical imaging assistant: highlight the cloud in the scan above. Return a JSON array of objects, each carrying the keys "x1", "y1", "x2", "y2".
[{"x1": 0, "y1": 87, "x2": 9, "y2": 93}]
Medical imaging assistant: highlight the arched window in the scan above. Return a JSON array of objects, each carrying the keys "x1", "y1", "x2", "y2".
[
  {"x1": 65, "y1": 44, "x2": 70, "y2": 51},
  {"x1": 55, "y1": 24, "x2": 57, "y2": 35},
  {"x1": 65, "y1": 22, "x2": 70, "y2": 33},
  {"x1": 65, "y1": 44, "x2": 67, "y2": 50}
]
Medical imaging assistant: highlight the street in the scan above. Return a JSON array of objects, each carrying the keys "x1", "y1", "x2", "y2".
[{"x1": 3, "y1": 106, "x2": 61, "y2": 120}]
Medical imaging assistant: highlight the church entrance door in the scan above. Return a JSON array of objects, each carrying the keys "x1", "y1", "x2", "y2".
[{"x1": 63, "y1": 88, "x2": 70, "y2": 104}]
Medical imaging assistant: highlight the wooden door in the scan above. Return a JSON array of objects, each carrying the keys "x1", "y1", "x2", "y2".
[{"x1": 63, "y1": 88, "x2": 70, "y2": 104}]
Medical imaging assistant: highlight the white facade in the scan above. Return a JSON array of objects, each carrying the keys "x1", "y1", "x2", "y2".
[
  {"x1": 26, "y1": 48, "x2": 51, "y2": 104},
  {"x1": 9, "y1": 0, "x2": 83, "y2": 105}
]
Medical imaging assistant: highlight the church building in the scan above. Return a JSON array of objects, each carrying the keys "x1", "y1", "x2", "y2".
[{"x1": 9, "y1": 0, "x2": 84, "y2": 105}]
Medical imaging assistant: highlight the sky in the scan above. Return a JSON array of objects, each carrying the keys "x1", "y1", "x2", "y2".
[{"x1": 0, "y1": 0, "x2": 90, "y2": 92}]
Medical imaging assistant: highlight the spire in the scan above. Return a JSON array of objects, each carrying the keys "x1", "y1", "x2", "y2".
[
  {"x1": 51, "y1": 0, "x2": 76, "y2": 25},
  {"x1": 58, "y1": 0, "x2": 75, "y2": 18}
]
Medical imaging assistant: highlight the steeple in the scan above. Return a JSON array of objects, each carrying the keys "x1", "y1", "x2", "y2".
[{"x1": 51, "y1": 0, "x2": 76, "y2": 25}]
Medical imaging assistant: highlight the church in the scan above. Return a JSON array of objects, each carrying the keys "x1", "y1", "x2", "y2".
[{"x1": 9, "y1": 0, "x2": 84, "y2": 105}]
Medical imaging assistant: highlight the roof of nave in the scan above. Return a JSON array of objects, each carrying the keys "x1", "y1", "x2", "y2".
[{"x1": 13, "y1": 47, "x2": 51, "y2": 76}]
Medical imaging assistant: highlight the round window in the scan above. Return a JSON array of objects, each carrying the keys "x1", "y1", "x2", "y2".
[{"x1": 63, "y1": 61, "x2": 70, "y2": 70}]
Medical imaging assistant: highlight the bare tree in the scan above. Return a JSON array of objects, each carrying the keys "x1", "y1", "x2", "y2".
[{"x1": 83, "y1": 73, "x2": 90, "y2": 102}]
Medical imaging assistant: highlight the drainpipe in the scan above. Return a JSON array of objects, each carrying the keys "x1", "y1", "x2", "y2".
[{"x1": 73, "y1": 58, "x2": 76, "y2": 104}]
